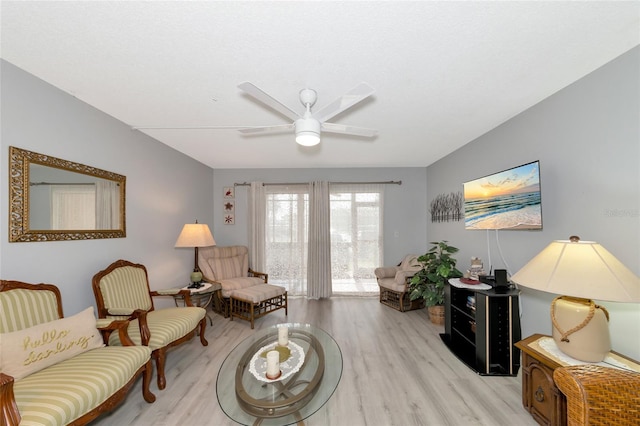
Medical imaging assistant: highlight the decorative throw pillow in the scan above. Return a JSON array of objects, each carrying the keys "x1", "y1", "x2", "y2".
[{"x1": 0, "y1": 306, "x2": 104, "y2": 380}]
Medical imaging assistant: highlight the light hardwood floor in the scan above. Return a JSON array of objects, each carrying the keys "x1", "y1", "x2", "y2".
[{"x1": 94, "y1": 297, "x2": 537, "y2": 426}]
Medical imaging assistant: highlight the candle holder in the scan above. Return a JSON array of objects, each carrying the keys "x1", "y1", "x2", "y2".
[
  {"x1": 250, "y1": 340, "x2": 305, "y2": 383},
  {"x1": 265, "y1": 370, "x2": 282, "y2": 380}
]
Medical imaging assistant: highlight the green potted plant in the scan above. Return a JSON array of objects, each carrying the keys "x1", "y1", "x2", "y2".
[{"x1": 409, "y1": 240, "x2": 463, "y2": 324}]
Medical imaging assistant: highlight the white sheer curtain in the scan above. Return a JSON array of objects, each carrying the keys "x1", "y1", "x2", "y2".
[
  {"x1": 329, "y1": 183, "x2": 384, "y2": 295},
  {"x1": 95, "y1": 180, "x2": 119, "y2": 229},
  {"x1": 249, "y1": 182, "x2": 267, "y2": 272},
  {"x1": 264, "y1": 185, "x2": 309, "y2": 296},
  {"x1": 249, "y1": 181, "x2": 385, "y2": 297},
  {"x1": 307, "y1": 181, "x2": 332, "y2": 299},
  {"x1": 51, "y1": 185, "x2": 95, "y2": 230}
]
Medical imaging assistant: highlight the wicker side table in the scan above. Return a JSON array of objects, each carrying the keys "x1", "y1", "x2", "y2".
[{"x1": 515, "y1": 334, "x2": 640, "y2": 426}]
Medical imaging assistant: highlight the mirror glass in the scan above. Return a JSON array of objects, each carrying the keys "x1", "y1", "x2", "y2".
[{"x1": 9, "y1": 146, "x2": 126, "y2": 242}]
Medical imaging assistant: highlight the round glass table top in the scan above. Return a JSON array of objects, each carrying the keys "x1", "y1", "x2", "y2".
[{"x1": 217, "y1": 323, "x2": 342, "y2": 426}]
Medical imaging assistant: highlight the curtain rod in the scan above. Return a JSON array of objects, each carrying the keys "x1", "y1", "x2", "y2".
[
  {"x1": 234, "y1": 180, "x2": 402, "y2": 187},
  {"x1": 30, "y1": 182, "x2": 97, "y2": 186}
]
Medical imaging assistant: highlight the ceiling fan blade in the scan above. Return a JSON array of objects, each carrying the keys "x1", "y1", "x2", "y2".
[
  {"x1": 312, "y1": 82, "x2": 375, "y2": 123},
  {"x1": 322, "y1": 122, "x2": 378, "y2": 138},
  {"x1": 132, "y1": 125, "x2": 248, "y2": 130},
  {"x1": 238, "y1": 82, "x2": 300, "y2": 121},
  {"x1": 238, "y1": 123, "x2": 294, "y2": 134}
]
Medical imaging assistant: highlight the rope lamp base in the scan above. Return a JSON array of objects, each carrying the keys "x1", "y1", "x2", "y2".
[{"x1": 551, "y1": 296, "x2": 611, "y2": 362}]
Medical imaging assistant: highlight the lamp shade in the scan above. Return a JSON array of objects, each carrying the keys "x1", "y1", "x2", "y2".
[
  {"x1": 511, "y1": 238, "x2": 639, "y2": 302},
  {"x1": 174, "y1": 223, "x2": 216, "y2": 248}
]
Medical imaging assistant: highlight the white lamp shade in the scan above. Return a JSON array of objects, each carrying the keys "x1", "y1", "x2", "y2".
[
  {"x1": 511, "y1": 239, "x2": 640, "y2": 302},
  {"x1": 174, "y1": 223, "x2": 216, "y2": 248}
]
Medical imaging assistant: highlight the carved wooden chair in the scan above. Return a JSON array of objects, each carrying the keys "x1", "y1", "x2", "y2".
[{"x1": 92, "y1": 259, "x2": 208, "y2": 390}]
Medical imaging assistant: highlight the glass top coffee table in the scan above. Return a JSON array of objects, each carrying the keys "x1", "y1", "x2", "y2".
[{"x1": 217, "y1": 323, "x2": 342, "y2": 426}]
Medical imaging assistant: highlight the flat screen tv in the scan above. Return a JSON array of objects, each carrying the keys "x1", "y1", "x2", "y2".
[{"x1": 463, "y1": 161, "x2": 542, "y2": 230}]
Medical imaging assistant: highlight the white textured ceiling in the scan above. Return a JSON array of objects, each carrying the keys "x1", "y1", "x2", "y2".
[{"x1": 2, "y1": 1, "x2": 639, "y2": 169}]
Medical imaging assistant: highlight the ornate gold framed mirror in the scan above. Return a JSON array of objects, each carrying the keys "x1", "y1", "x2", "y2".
[{"x1": 9, "y1": 146, "x2": 126, "y2": 242}]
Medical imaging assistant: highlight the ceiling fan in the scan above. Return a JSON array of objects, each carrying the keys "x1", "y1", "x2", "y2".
[
  {"x1": 236, "y1": 82, "x2": 378, "y2": 146},
  {"x1": 133, "y1": 82, "x2": 378, "y2": 147}
]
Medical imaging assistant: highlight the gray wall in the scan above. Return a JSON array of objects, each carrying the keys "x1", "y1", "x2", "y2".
[
  {"x1": 0, "y1": 60, "x2": 215, "y2": 315},
  {"x1": 211, "y1": 167, "x2": 428, "y2": 264},
  {"x1": 3, "y1": 44, "x2": 637, "y2": 360},
  {"x1": 426, "y1": 47, "x2": 640, "y2": 359}
]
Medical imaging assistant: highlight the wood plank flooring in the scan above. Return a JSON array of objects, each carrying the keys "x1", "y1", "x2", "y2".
[{"x1": 94, "y1": 297, "x2": 537, "y2": 426}]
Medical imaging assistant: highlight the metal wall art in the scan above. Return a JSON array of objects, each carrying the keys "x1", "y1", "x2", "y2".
[{"x1": 430, "y1": 191, "x2": 463, "y2": 222}]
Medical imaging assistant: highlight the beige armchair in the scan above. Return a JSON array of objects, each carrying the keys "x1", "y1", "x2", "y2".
[
  {"x1": 553, "y1": 364, "x2": 640, "y2": 426},
  {"x1": 92, "y1": 259, "x2": 208, "y2": 390},
  {"x1": 198, "y1": 245, "x2": 267, "y2": 317},
  {"x1": 375, "y1": 254, "x2": 424, "y2": 312}
]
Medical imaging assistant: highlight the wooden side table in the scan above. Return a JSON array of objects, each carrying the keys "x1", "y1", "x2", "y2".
[{"x1": 515, "y1": 334, "x2": 640, "y2": 426}]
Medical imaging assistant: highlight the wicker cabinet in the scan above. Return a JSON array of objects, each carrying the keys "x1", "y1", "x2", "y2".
[
  {"x1": 515, "y1": 333, "x2": 640, "y2": 426},
  {"x1": 441, "y1": 281, "x2": 521, "y2": 376}
]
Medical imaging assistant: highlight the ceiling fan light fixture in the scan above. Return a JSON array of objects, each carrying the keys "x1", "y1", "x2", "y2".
[
  {"x1": 296, "y1": 132, "x2": 321, "y2": 146},
  {"x1": 295, "y1": 118, "x2": 321, "y2": 146},
  {"x1": 235, "y1": 82, "x2": 377, "y2": 146}
]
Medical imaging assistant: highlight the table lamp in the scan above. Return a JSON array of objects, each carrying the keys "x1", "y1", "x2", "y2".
[
  {"x1": 511, "y1": 236, "x2": 639, "y2": 362},
  {"x1": 174, "y1": 221, "x2": 216, "y2": 283}
]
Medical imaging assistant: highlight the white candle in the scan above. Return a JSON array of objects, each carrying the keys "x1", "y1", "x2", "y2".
[
  {"x1": 278, "y1": 325, "x2": 289, "y2": 346},
  {"x1": 265, "y1": 350, "x2": 280, "y2": 379}
]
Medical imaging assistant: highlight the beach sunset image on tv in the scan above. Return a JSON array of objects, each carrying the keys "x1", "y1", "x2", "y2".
[{"x1": 463, "y1": 161, "x2": 542, "y2": 230}]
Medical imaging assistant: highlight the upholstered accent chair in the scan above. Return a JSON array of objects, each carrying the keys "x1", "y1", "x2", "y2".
[
  {"x1": 375, "y1": 254, "x2": 425, "y2": 312},
  {"x1": 198, "y1": 245, "x2": 268, "y2": 317},
  {"x1": 554, "y1": 365, "x2": 640, "y2": 426},
  {"x1": 0, "y1": 280, "x2": 155, "y2": 426},
  {"x1": 92, "y1": 259, "x2": 208, "y2": 390}
]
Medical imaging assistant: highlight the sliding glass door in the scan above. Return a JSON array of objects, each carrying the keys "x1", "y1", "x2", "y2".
[
  {"x1": 262, "y1": 183, "x2": 383, "y2": 296},
  {"x1": 330, "y1": 184, "x2": 383, "y2": 294}
]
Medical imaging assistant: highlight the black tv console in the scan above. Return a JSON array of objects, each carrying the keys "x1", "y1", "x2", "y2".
[{"x1": 440, "y1": 279, "x2": 521, "y2": 376}]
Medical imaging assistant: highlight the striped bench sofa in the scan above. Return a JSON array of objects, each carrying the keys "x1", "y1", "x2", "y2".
[{"x1": 0, "y1": 280, "x2": 155, "y2": 426}]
